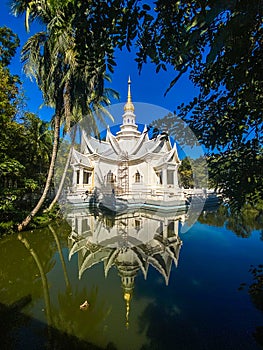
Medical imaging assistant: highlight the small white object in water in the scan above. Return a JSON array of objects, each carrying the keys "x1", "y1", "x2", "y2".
[{"x1": 80, "y1": 300, "x2": 89, "y2": 310}]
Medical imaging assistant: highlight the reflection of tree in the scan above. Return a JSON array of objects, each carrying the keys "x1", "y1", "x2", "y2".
[
  {"x1": 247, "y1": 265, "x2": 263, "y2": 347},
  {"x1": 249, "y1": 265, "x2": 263, "y2": 311},
  {"x1": 0, "y1": 227, "x2": 55, "y2": 312},
  {"x1": 138, "y1": 302, "x2": 199, "y2": 350},
  {"x1": 0, "y1": 296, "x2": 32, "y2": 349},
  {"x1": 51, "y1": 285, "x2": 112, "y2": 344},
  {"x1": 198, "y1": 205, "x2": 228, "y2": 227},
  {"x1": 49, "y1": 224, "x2": 71, "y2": 290},
  {"x1": 18, "y1": 233, "x2": 52, "y2": 325},
  {"x1": 1, "y1": 222, "x2": 115, "y2": 349},
  {"x1": 198, "y1": 204, "x2": 263, "y2": 238},
  {"x1": 48, "y1": 223, "x2": 113, "y2": 346}
]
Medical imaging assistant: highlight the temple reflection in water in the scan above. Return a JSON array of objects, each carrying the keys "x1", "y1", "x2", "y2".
[{"x1": 68, "y1": 209, "x2": 185, "y2": 327}]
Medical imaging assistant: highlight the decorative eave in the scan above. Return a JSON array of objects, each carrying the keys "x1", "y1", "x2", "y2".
[
  {"x1": 116, "y1": 123, "x2": 141, "y2": 140},
  {"x1": 71, "y1": 148, "x2": 93, "y2": 168},
  {"x1": 79, "y1": 247, "x2": 111, "y2": 279},
  {"x1": 172, "y1": 143, "x2": 181, "y2": 164},
  {"x1": 82, "y1": 130, "x2": 95, "y2": 154},
  {"x1": 106, "y1": 126, "x2": 122, "y2": 154},
  {"x1": 130, "y1": 125, "x2": 150, "y2": 155},
  {"x1": 148, "y1": 255, "x2": 170, "y2": 286},
  {"x1": 68, "y1": 237, "x2": 88, "y2": 261},
  {"x1": 153, "y1": 145, "x2": 181, "y2": 169},
  {"x1": 93, "y1": 140, "x2": 179, "y2": 165}
]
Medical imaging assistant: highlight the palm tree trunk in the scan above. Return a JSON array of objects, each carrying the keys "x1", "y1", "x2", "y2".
[
  {"x1": 47, "y1": 127, "x2": 76, "y2": 212},
  {"x1": 18, "y1": 114, "x2": 61, "y2": 231}
]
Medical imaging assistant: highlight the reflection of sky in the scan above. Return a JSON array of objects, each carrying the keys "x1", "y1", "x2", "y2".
[{"x1": 0, "y1": 213, "x2": 262, "y2": 349}]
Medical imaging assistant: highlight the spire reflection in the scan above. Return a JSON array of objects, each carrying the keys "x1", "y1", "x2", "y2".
[{"x1": 68, "y1": 209, "x2": 185, "y2": 327}]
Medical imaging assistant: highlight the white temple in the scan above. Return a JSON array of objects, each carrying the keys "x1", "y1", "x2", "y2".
[{"x1": 69, "y1": 78, "x2": 185, "y2": 207}]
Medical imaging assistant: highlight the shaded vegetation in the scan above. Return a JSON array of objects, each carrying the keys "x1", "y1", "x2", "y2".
[
  {"x1": 199, "y1": 203, "x2": 263, "y2": 238},
  {"x1": 0, "y1": 26, "x2": 54, "y2": 234},
  {"x1": 138, "y1": 0, "x2": 263, "y2": 210}
]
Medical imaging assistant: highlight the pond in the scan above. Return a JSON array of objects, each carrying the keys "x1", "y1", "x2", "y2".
[{"x1": 0, "y1": 206, "x2": 262, "y2": 350}]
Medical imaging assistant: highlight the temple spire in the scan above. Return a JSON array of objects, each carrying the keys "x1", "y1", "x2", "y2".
[
  {"x1": 124, "y1": 76, "x2": 135, "y2": 112},
  {"x1": 117, "y1": 76, "x2": 140, "y2": 139}
]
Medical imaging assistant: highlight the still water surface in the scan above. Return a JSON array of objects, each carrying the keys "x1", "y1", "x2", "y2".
[{"x1": 0, "y1": 207, "x2": 262, "y2": 350}]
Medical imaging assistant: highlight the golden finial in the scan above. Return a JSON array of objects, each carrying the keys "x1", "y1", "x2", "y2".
[
  {"x1": 124, "y1": 76, "x2": 135, "y2": 112},
  {"x1": 124, "y1": 292, "x2": 131, "y2": 329}
]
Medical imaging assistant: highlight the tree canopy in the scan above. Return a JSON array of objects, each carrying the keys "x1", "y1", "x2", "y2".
[
  {"x1": 0, "y1": 26, "x2": 53, "y2": 233},
  {"x1": 137, "y1": 0, "x2": 263, "y2": 209},
  {"x1": 11, "y1": 0, "x2": 145, "y2": 229}
]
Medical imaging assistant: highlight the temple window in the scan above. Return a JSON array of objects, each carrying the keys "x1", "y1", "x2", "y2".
[
  {"x1": 168, "y1": 220, "x2": 175, "y2": 237},
  {"x1": 135, "y1": 171, "x2": 141, "y2": 183},
  {"x1": 135, "y1": 219, "x2": 142, "y2": 231},
  {"x1": 83, "y1": 171, "x2": 92, "y2": 184},
  {"x1": 106, "y1": 170, "x2": 114, "y2": 183},
  {"x1": 81, "y1": 218, "x2": 90, "y2": 234},
  {"x1": 76, "y1": 170, "x2": 80, "y2": 184},
  {"x1": 156, "y1": 171, "x2": 162, "y2": 185},
  {"x1": 167, "y1": 170, "x2": 174, "y2": 185}
]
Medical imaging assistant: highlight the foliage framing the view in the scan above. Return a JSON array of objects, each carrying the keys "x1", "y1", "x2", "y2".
[
  {"x1": 137, "y1": 0, "x2": 263, "y2": 210},
  {"x1": 0, "y1": 27, "x2": 53, "y2": 233},
  {"x1": 10, "y1": 0, "x2": 148, "y2": 230}
]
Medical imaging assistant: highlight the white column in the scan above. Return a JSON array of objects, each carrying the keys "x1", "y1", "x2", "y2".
[
  {"x1": 163, "y1": 218, "x2": 168, "y2": 238},
  {"x1": 174, "y1": 220, "x2": 179, "y2": 236},
  {"x1": 77, "y1": 217, "x2": 82, "y2": 235},
  {"x1": 72, "y1": 168, "x2": 77, "y2": 186},
  {"x1": 162, "y1": 168, "x2": 167, "y2": 186},
  {"x1": 174, "y1": 169, "x2": 178, "y2": 187},
  {"x1": 79, "y1": 168, "x2": 84, "y2": 187}
]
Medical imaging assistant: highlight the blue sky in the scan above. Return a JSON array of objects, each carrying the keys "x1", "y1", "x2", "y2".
[{"x1": 1, "y1": 1, "x2": 199, "y2": 126}]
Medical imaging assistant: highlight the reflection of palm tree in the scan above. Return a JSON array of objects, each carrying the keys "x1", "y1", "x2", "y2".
[
  {"x1": 17, "y1": 234, "x2": 52, "y2": 325},
  {"x1": 49, "y1": 224, "x2": 71, "y2": 291},
  {"x1": 51, "y1": 285, "x2": 112, "y2": 343},
  {"x1": 48, "y1": 224, "x2": 112, "y2": 343}
]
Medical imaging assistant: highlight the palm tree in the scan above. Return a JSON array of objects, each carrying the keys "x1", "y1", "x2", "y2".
[
  {"x1": 23, "y1": 112, "x2": 52, "y2": 180},
  {"x1": 47, "y1": 86, "x2": 119, "y2": 212},
  {"x1": 11, "y1": 0, "x2": 119, "y2": 230}
]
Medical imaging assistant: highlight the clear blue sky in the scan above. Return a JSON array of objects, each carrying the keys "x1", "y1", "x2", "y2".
[{"x1": 1, "y1": 1, "x2": 199, "y2": 126}]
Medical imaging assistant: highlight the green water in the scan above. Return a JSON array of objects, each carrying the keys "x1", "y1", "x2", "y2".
[{"x1": 0, "y1": 208, "x2": 262, "y2": 350}]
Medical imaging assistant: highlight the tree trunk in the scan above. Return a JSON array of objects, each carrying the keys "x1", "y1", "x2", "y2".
[
  {"x1": 47, "y1": 127, "x2": 76, "y2": 212},
  {"x1": 17, "y1": 114, "x2": 61, "y2": 231}
]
